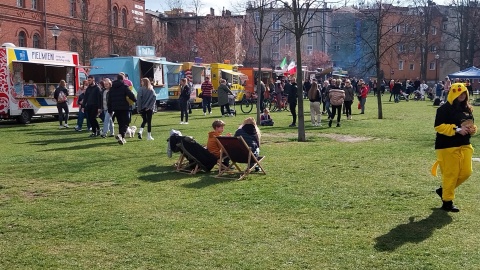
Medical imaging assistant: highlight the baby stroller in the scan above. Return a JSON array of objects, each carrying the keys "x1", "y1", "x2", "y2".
[{"x1": 227, "y1": 94, "x2": 236, "y2": 116}]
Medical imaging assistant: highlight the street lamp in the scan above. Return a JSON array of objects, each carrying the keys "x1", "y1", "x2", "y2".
[
  {"x1": 49, "y1": 25, "x2": 62, "y2": 50},
  {"x1": 435, "y1": 54, "x2": 439, "y2": 83}
]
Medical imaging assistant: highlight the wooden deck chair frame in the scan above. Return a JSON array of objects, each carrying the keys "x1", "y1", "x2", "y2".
[
  {"x1": 174, "y1": 136, "x2": 217, "y2": 175},
  {"x1": 175, "y1": 151, "x2": 201, "y2": 174},
  {"x1": 215, "y1": 136, "x2": 266, "y2": 180}
]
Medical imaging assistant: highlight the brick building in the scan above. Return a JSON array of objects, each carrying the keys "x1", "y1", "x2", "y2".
[{"x1": 0, "y1": 0, "x2": 146, "y2": 65}]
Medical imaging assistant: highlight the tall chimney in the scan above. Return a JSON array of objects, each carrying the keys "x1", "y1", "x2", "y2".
[{"x1": 210, "y1": 8, "x2": 214, "y2": 16}]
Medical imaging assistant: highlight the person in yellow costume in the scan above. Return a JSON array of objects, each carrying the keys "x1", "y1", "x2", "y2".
[{"x1": 431, "y1": 82, "x2": 477, "y2": 212}]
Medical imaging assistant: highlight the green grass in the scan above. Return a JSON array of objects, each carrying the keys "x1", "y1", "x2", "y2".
[{"x1": 1, "y1": 96, "x2": 480, "y2": 269}]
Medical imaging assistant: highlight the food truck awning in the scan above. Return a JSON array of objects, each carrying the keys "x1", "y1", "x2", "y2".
[
  {"x1": 140, "y1": 58, "x2": 182, "y2": 73},
  {"x1": 221, "y1": 69, "x2": 245, "y2": 76},
  {"x1": 12, "y1": 60, "x2": 77, "y2": 67}
]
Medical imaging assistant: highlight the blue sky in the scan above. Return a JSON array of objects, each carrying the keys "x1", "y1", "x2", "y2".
[{"x1": 144, "y1": 0, "x2": 236, "y2": 16}]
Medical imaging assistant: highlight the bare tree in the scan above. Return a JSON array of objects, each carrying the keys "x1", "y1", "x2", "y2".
[
  {"x1": 276, "y1": 0, "x2": 328, "y2": 142},
  {"x1": 443, "y1": 0, "x2": 480, "y2": 69},
  {"x1": 195, "y1": 16, "x2": 238, "y2": 63},
  {"x1": 167, "y1": 0, "x2": 186, "y2": 10},
  {"x1": 354, "y1": 1, "x2": 412, "y2": 119},
  {"x1": 243, "y1": 0, "x2": 285, "y2": 122},
  {"x1": 68, "y1": 3, "x2": 106, "y2": 65}
]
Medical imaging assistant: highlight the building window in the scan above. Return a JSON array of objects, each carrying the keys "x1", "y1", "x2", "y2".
[
  {"x1": 431, "y1": 26, "x2": 437, "y2": 35},
  {"x1": 272, "y1": 14, "x2": 280, "y2": 30},
  {"x1": 409, "y1": 45, "x2": 416, "y2": 53},
  {"x1": 254, "y1": 12, "x2": 259, "y2": 22},
  {"x1": 430, "y1": 45, "x2": 437, "y2": 53},
  {"x1": 334, "y1": 27, "x2": 340, "y2": 33},
  {"x1": 121, "y1": 9, "x2": 127, "y2": 28},
  {"x1": 112, "y1": 7, "x2": 118, "y2": 27},
  {"x1": 32, "y1": 0, "x2": 37, "y2": 10},
  {"x1": 429, "y1": 61, "x2": 436, "y2": 70},
  {"x1": 409, "y1": 63, "x2": 414, "y2": 70},
  {"x1": 272, "y1": 51, "x2": 279, "y2": 60},
  {"x1": 81, "y1": 0, "x2": 88, "y2": 19},
  {"x1": 307, "y1": 45, "x2": 313, "y2": 55},
  {"x1": 334, "y1": 42, "x2": 339, "y2": 51},
  {"x1": 17, "y1": 0, "x2": 25, "y2": 8},
  {"x1": 32, "y1": 34, "x2": 40, "y2": 48},
  {"x1": 395, "y1": 24, "x2": 400, "y2": 33},
  {"x1": 443, "y1": 23, "x2": 447, "y2": 30},
  {"x1": 272, "y1": 34, "x2": 279, "y2": 44},
  {"x1": 398, "y1": 43, "x2": 405, "y2": 53},
  {"x1": 307, "y1": 28, "x2": 313, "y2": 37},
  {"x1": 398, "y1": 60, "x2": 404, "y2": 70},
  {"x1": 18, "y1": 31, "x2": 26, "y2": 47},
  {"x1": 70, "y1": 39, "x2": 78, "y2": 52},
  {"x1": 70, "y1": 0, "x2": 76, "y2": 17}
]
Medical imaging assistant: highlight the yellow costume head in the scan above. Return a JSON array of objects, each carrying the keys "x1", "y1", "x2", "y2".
[{"x1": 447, "y1": 82, "x2": 468, "y2": 105}]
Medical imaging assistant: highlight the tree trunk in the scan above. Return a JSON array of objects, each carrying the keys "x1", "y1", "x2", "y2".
[{"x1": 293, "y1": 0, "x2": 306, "y2": 142}]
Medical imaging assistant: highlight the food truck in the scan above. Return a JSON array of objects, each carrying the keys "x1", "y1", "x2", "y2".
[
  {"x1": 89, "y1": 46, "x2": 182, "y2": 109},
  {"x1": 237, "y1": 67, "x2": 273, "y2": 98},
  {"x1": 209, "y1": 63, "x2": 248, "y2": 103},
  {"x1": 0, "y1": 45, "x2": 87, "y2": 123}
]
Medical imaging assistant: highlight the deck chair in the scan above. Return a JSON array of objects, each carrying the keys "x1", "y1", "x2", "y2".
[
  {"x1": 175, "y1": 136, "x2": 218, "y2": 174},
  {"x1": 215, "y1": 136, "x2": 266, "y2": 180}
]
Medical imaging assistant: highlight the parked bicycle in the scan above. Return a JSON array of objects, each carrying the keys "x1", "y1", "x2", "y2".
[{"x1": 240, "y1": 92, "x2": 270, "y2": 114}]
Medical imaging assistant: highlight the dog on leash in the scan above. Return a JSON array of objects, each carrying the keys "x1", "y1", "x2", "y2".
[{"x1": 126, "y1": 126, "x2": 137, "y2": 138}]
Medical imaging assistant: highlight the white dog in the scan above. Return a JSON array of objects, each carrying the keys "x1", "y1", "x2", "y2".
[{"x1": 125, "y1": 126, "x2": 137, "y2": 138}]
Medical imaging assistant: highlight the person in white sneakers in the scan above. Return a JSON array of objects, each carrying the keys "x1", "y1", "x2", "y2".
[
  {"x1": 179, "y1": 78, "x2": 191, "y2": 125},
  {"x1": 136, "y1": 78, "x2": 156, "y2": 140}
]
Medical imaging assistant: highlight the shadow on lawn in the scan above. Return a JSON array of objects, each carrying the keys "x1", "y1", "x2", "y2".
[
  {"x1": 182, "y1": 175, "x2": 233, "y2": 189},
  {"x1": 137, "y1": 165, "x2": 191, "y2": 182},
  {"x1": 374, "y1": 208, "x2": 452, "y2": 252}
]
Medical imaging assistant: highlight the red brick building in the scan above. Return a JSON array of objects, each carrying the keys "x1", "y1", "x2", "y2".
[{"x1": 0, "y1": 0, "x2": 146, "y2": 65}]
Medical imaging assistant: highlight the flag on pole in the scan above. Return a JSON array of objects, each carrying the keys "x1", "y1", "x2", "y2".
[
  {"x1": 287, "y1": 61, "x2": 296, "y2": 75},
  {"x1": 279, "y1": 57, "x2": 287, "y2": 70}
]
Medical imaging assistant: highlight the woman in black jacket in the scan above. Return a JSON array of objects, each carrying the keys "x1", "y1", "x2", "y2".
[
  {"x1": 107, "y1": 74, "x2": 137, "y2": 145},
  {"x1": 179, "y1": 78, "x2": 190, "y2": 124}
]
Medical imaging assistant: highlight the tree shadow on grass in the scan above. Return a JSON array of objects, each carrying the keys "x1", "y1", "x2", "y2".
[{"x1": 374, "y1": 208, "x2": 452, "y2": 252}]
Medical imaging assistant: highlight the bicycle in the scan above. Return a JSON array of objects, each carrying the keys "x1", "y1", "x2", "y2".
[
  {"x1": 240, "y1": 92, "x2": 271, "y2": 114},
  {"x1": 269, "y1": 94, "x2": 289, "y2": 112},
  {"x1": 240, "y1": 92, "x2": 257, "y2": 113}
]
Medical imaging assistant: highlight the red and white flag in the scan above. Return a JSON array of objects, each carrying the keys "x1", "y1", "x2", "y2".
[{"x1": 287, "y1": 61, "x2": 296, "y2": 75}]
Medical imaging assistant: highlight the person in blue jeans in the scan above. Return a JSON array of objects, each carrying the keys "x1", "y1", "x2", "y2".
[{"x1": 75, "y1": 80, "x2": 91, "y2": 131}]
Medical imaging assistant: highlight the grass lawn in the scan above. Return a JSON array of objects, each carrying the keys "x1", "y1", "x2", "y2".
[{"x1": 1, "y1": 95, "x2": 480, "y2": 269}]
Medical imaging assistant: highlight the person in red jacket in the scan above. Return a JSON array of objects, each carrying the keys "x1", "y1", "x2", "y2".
[{"x1": 359, "y1": 82, "x2": 369, "y2": 114}]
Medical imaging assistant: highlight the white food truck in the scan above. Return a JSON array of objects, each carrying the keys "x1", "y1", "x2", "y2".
[{"x1": 0, "y1": 45, "x2": 87, "y2": 123}]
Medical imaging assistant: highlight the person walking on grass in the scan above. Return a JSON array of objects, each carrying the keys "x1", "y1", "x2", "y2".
[
  {"x1": 54, "y1": 80, "x2": 69, "y2": 129},
  {"x1": 328, "y1": 79, "x2": 345, "y2": 127},
  {"x1": 201, "y1": 76, "x2": 213, "y2": 115},
  {"x1": 100, "y1": 79, "x2": 115, "y2": 138},
  {"x1": 137, "y1": 78, "x2": 156, "y2": 140},
  {"x1": 179, "y1": 78, "x2": 191, "y2": 125},
  {"x1": 83, "y1": 75, "x2": 102, "y2": 137},
  {"x1": 343, "y1": 80, "x2": 355, "y2": 120},
  {"x1": 431, "y1": 83, "x2": 477, "y2": 212},
  {"x1": 218, "y1": 79, "x2": 234, "y2": 117},
  {"x1": 308, "y1": 80, "x2": 322, "y2": 126},
  {"x1": 108, "y1": 74, "x2": 137, "y2": 145}
]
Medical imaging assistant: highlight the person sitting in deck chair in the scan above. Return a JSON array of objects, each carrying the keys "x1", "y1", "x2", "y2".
[
  {"x1": 234, "y1": 117, "x2": 262, "y2": 171},
  {"x1": 207, "y1": 119, "x2": 232, "y2": 167}
]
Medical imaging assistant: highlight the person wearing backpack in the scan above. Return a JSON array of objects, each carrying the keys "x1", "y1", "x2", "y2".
[
  {"x1": 179, "y1": 78, "x2": 191, "y2": 124},
  {"x1": 54, "y1": 80, "x2": 69, "y2": 129}
]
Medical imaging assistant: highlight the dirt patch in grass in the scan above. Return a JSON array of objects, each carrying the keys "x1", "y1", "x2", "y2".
[{"x1": 264, "y1": 132, "x2": 375, "y2": 143}]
